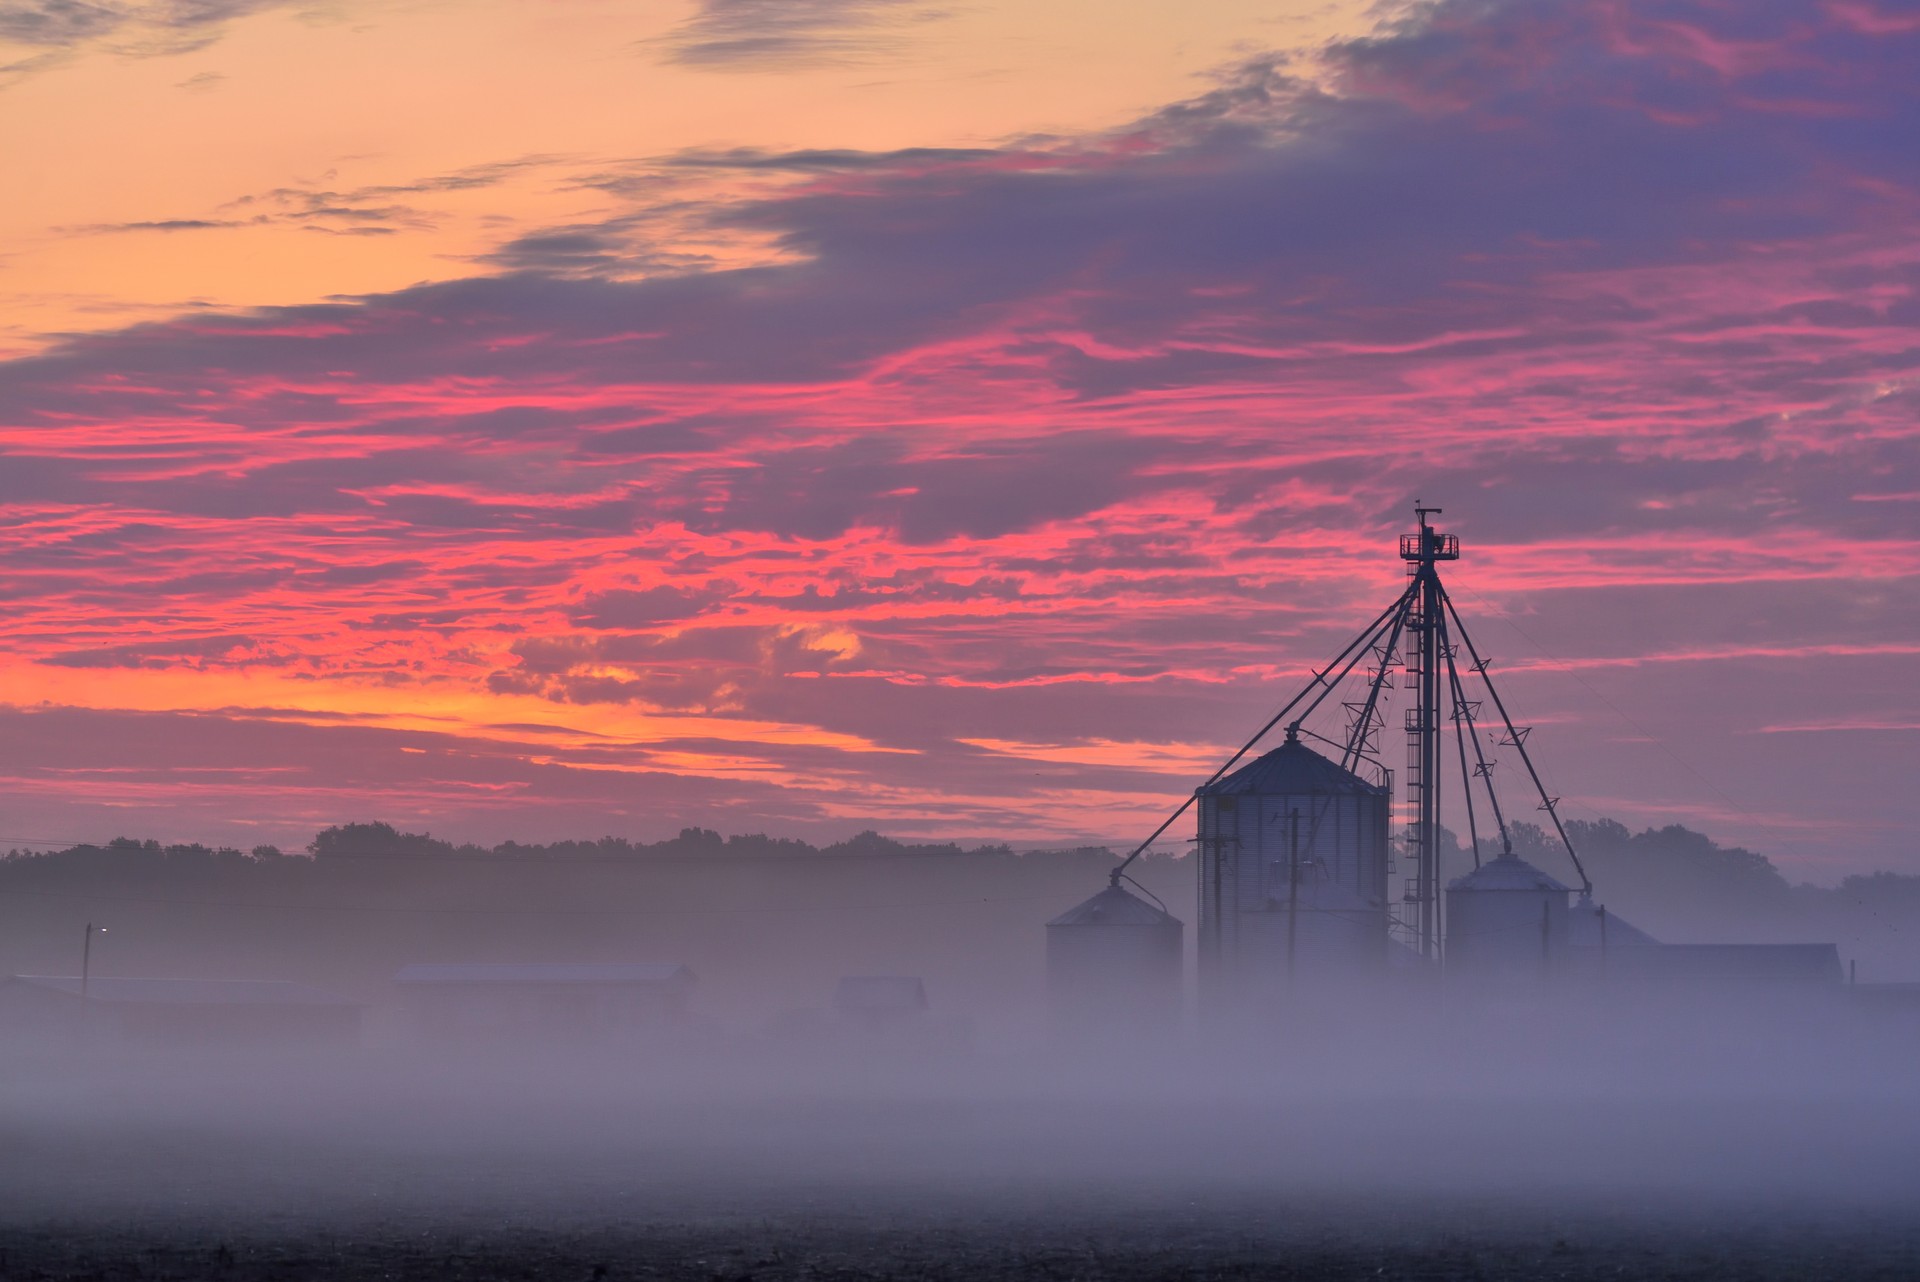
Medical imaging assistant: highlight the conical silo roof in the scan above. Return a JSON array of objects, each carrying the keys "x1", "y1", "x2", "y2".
[
  {"x1": 1047, "y1": 882, "x2": 1179, "y2": 928},
  {"x1": 1447, "y1": 854, "x2": 1571, "y2": 893},
  {"x1": 1199, "y1": 737, "x2": 1383, "y2": 797}
]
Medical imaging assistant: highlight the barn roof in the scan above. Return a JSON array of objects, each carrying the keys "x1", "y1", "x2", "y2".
[
  {"x1": 392, "y1": 962, "x2": 694, "y2": 986},
  {"x1": 1199, "y1": 738, "x2": 1384, "y2": 798},
  {"x1": 4, "y1": 975, "x2": 357, "y2": 1007}
]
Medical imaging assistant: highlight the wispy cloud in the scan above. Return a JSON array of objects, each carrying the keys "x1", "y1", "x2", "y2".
[
  {"x1": 62, "y1": 156, "x2": 575, "y2": 244},
  {"x1": 0, "y1": 0, "x2": 1916, "y2": 863},
  {"x1": 1755, "y1": 717, "x2": 1920, "y2": 734},
  {"x1": 0, "y1": 1, "x2": 328, "y2": 88},
  {"x1": 0, "y1": 0, "x2": 304, "y2": 53},
  {"x1": 71, "y1": 217, "x2": 243, "y2": 232},
  {"x1": 0, "y1": 0, "x2": 121, "y2": 47},
  {"x1": 655, "y1": 0, "x2": 947, "y2": 69}
]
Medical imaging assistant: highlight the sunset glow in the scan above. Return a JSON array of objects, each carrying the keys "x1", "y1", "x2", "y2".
[{"x1": 2, "y1": 0, "x2": 1916, "y2": 876}]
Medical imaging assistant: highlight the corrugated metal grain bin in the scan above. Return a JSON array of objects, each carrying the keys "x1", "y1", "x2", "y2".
[
  {"x1": 1195, "y1": 734, "x2": 1391, "y2": 1001},
  {"x1": 1444, "y1": 856, "x2": 1571, "y2": 977},
  {"x1": 1046, "y1": 882, "x2": 1182, "y2": 1035}
]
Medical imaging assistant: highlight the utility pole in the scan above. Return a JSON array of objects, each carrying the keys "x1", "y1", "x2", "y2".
[
  {"x1": 1286, "y1": 807, "x2": 1301, "y2": 983},
  {"x1": 81, "y1": 921, "x2": 102, "y2": 1001}
]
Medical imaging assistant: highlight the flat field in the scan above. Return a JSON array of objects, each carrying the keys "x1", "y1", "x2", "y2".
[{"x1": 3, "y1": 1046, "x2": 1917, "y2": 1281}]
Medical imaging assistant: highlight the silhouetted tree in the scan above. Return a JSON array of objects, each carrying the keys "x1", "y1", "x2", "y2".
[{"x1": 308, "y1": 822, "x2": 454, "y2": 860}]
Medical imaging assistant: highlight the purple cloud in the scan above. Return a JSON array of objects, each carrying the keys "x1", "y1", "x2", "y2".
[{"x1": 0, "y1": 0, "x2": 1915, "y2": 871}]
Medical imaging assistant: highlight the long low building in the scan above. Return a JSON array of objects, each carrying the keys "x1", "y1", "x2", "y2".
[
  {"x1": 1578, "y1": 942, "x2": 1846, "y2": 985},
  {"x1": 0, "y1": 974, "x2": 361, "y2": 1047},
  {"x1": 1446, "y1": 855, "x2": 1847, "y2": 988},
  {"x1": 392, "y1": 962, "x2": 696, "y2": 1043}
]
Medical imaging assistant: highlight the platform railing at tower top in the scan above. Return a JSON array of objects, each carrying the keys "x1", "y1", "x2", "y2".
[{"x1": 1400, "y1": 532, "x2": 1459, "y2": 561}]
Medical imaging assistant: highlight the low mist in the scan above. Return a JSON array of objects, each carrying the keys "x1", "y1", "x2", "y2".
[{"x1": 2, "y1": 823, "x2": 1917, "y2": 1278}]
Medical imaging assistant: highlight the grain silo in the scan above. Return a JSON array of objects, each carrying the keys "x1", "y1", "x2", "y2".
[
  {"x1": 1073, "y1": 508, "x2": 1628, "y2": 1009},
  {"x1": 1196, "y1": 730, "x2": 1391, "y2": 1001},
  {"x1": 1444, "y1": 856, "x2": 1571, "y2": 975},
  {"x1": 1045, "y1": 881, "x2": 1182, "y2": 1035}
]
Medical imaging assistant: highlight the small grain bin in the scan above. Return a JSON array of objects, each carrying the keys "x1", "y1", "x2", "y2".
[
  {"x1": 1195, "y1": 731, "x2": 1391, "y2": 1001},
  {"x1": 1046, "y1": 881, "x2": 1182, "y2": 1035},
  {"x1": 1444, "y1": 856, "x2": 1571, "y2": 977}
]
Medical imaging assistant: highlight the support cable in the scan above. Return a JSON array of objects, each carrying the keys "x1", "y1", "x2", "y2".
[
  {"x1": 1441, "y1": 615, "x2": 1514, "y2": 858},
  {"x1": 1295, "y1": 726, "x2": 1355, "y2": 759},
  {"x1": 1440, "y1": 607, "x2": 1514, "y2": 865},
  {"x1": 1437, "y1": 610, "x2": 1484, "y2": 869},
  {"x1": 1108, "y1": 578, "x2": 1420, "y2": 888},
  {"x1": 1339, "y1": 595, "x2": 1412, "y2": 776},
  {"x1": 1287, "y1": 583, "x2": 1418, "y2": 739},
  {"x1": 1437, "y1": 586, "x2": 1592, "y2": 896}
]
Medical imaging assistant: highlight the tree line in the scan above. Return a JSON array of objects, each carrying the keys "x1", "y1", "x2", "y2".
[{"x1": 1, "y1": 817, "x2": 1914, "y2": 987}]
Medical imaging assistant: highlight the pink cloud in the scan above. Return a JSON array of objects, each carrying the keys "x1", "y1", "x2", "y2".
[{"x1": 0, "y1": 0, "x2": 1914, "y2": 873}]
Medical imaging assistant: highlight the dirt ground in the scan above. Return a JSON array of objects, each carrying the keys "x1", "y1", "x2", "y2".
[{"x1": 2, "y1": 1200, "x2": 1917, "y2": 1281}]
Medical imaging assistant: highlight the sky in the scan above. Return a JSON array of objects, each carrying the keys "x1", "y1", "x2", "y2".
[{"x1": 0, "y1": 0, "x2": 1915, "y2": 881}]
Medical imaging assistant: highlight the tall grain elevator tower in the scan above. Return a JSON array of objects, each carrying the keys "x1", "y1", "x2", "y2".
[
  {"x1": 1078, "y1": 505, "x2": 1596, "y2": 1006},
  {"x1": 1402, "y1": 505, "x2": 1457, "y2": 959}
]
